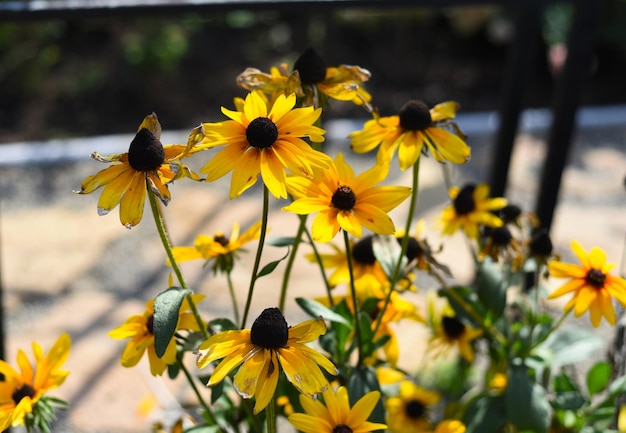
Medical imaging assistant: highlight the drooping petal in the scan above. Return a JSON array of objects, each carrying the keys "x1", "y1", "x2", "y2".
[
  {"x1": 252, "y1": 350, "x2": 280, "y2": 414},
  {"x1": 311, "y1": 210, "x2": 341, "y2": 243},
  {"x1": 230, "y1": 149, "x2": 262, "y2": 198},
  {"x1": 337, "y1": 210, "x2": 363, "y2": 239},
  {"x1": 118, "y1": 172, "x2": 147, "y2": 228}
]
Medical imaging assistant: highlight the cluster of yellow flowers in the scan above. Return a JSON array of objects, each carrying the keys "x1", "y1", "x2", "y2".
[{"x1": 3, "y1": 48, "x2": 625, "y2": 433}]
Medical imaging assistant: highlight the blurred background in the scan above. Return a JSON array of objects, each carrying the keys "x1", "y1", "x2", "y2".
[{"x1": 0, "y1": 1, "x2": 625, "y2": 432}]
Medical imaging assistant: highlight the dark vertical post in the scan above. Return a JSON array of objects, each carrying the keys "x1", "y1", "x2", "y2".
[
  {"x1": 489, "y1": 3, "x2": 542, "y2": 198},
  {"x1": 534, "y1": 0, "x2": 600, "y2": 231}
]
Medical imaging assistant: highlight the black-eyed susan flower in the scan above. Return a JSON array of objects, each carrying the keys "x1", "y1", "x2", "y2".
[
  {"x1": 170, "y1": 220, "x2": 263, "y2": 274},
  {"x1": 397, "y1": 220, "x2": 452, "y2": 281},
  {"x1": 77, "y1": 113, "x2": 198, "y2": 228},
  {"x1": 547, "y1": 240, "x2": 626, "y2": 327},
  {"x1": 196, "y1": 307, "x2": 337, "y2": 414},
  {"x1": 237, "y1": 48, "x2": 372, "y2": 109},
  {"x1": 196, "y1": 91, "x2": 330, "y2": 199},
  {"x1": 0, "y1": 333, "x2": 71, "y2": 431},
  {"x1": 288, "y1": 385, "x2": 386, "y2": 433},
  {"x1": 349, "y1": 100, "x2": 470, "y2": 170},
  {"x1": 428, "y1": 314, "x2": 482, "y2": 364},
  {"x1": 283, "y1": 152, "x2": 411, "y2": 243},
  {"x1": 109, "y1": 294, "x2": 204, "y2": 376},
  {"x1": 440, "y1": 183, "x2": 508, "y2": 239},
  {"x1": 479, "y1": 226, "x2": 524, "y2": 270},
  {"x1": 385, "y1": 380, "x2": 441, "y2": 433}
]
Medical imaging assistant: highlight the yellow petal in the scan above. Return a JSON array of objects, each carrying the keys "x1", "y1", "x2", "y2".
[
  {"x1": 311, "y1": 210, "x2": 341, "y2": 243},
  {"x1": 337, "y1": 210, "x2": 363, "y2": 239},
  {"x1": 230, "y1": 149, "x2": 261, "y2": 198},
  {"x1": 119, "y1": 172, "x2": 147, "y2": 228},
  {"x1": 252, "y1": 350, "x2": 280, "y2": 414},
  {"x1": 278, "y1": 346, "x2": 329, "y2": 395}
]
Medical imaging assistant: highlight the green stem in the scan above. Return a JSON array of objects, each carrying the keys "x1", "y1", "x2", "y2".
[
  {"x1": 372, "y1": 158, "x2": 420, "y2": 337},
  {"x1": 265, "y1": 397, "x2": 277, "y2": 433},
  {"x1": 147, "y1": 182, "x2": 209, "y2": 339},
  {"x1": 240, "y1": 186, "x2": 270, "y2": 328},
  {"x1": 279, "y1": 214, "x2": 307, "y2": 311},
  {"x1": 178, "y1": 358, "x2": 222, "y2": 429},
  {"x1": 344, "y1": 230, "x2": 363, "y2": 366},
  {"x1": 304, "y1": 225, "x2": 334, "y2": 307},
  {"x1": 226, "y1": 271, "x2": 240, "y2": 326},
  {"x1": 242, "y1": 399, "x2": 263, "y2": 433}
]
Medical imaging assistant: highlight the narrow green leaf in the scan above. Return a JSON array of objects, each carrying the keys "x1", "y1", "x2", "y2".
[
  {"x1": 153, "y1": 286, "x2": 191, "y2": 357},
  {"x1": 266, "y1": 236, "x2": 297, "y2": 247},
  {"x1": 295, "y1": 297, "x2": 353, "y2": 328},
  {"x1": 256, "y1": 247, "x2": 290, "y2": 278},
  {"x1": 587, "y1": 361, "x2": 612, "y2": 396}
]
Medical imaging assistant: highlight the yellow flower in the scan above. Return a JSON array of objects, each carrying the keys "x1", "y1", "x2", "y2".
[
  {"x1": 349, "y1": 100, "x2": 470, "y2": 170},
  {"x1": 108, "y1": 294, "x2": 204, "y2": 376},
  {"x1": 385, "y1": 381, "x2": 441, "y2": 433},
  {"x1": 170, "y1": 220, "x2": 263, "y2": 273},
  {"x1": 288, "y1": 385, "x2": 386, "y2": 433},
  {"x1": 433, "y1": 420, "x2": 466, "y2": 433},
  {"x1": 76, "y1": 113, "x2": 198, "y2": 228},
  {"x1": 440, "y1": 183, "x2": 508, "y2": 239},
  {"x1": 547, "y1": 240, "x2": 626, "y2": 327},
  {"x1": 0, "y1": 333, "x2": 71, "y2": 430},
  {"x1": 196, "y1": 308, "x2": 337, "y2": 414},
  {"x1": 196, "y1": 91, "x2": 329, "y2": 199},
  {"x1": 283, "y1": 152, "x2": 411, "y2": 243},
  {"x1": 237, "y1": 48, "x2": 372, "y2": 109}
]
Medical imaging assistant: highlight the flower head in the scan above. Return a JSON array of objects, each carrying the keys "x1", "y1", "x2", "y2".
[
  {"x1": 170, "y1": 221, "x2": 263, "y2": 274},
  {"x1": 547, "y1": 240, "x2": 626, "y2": 327},
  {"x1": 440, "y1": 183, "x2": 508, "y2": 239},
  {"x1": 196, "y1": 307, "x2": 337, "y2": 414},
  {"x1": 288, "y1": 385, "x2": 386, "y2": 433},
  {"x1": 76, "y1": 113, "x2": 198, "y2": 228},
  {"x1": 385, "y1": 380, "x2": 441, "y2": 433},
  {"x1": 0, "y1": 333, "x2": 71, "y2": 431},
  {"x1": 108, "y1": 294, "x2": 204, "y2": 376},
  {"x1": 349, "y1": 100, "x2": 470, "y2": 170},
  {"x1": 237, "y1": 48, "x2": 372, "y2": 109},
  {"x1": 283, "y1": 152, "x2": 411, "y2": 242},
  {"x1": 196, "y1": 92, "x2": 329, "y2": 199}
]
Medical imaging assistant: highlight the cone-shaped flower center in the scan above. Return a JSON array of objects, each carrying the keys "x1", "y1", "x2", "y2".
[
  {"x1": 293, "y1": 48, "x2": 327, "y2": 84},
  {"x1": 246, "y1": 117, "x2": 278, "y2": 149},
  {"x1": 333, "y1": 425, "x2": 353, "y2": 433},
  {"x1": 332, "y1": 186, "x2": 356, "y2": 211},
  {"x1": 146, "y1": 315, "x2": 155, "y2": 335},
  {"x1": 405, "y1": 399, "x2": 426, "y2": 419},
  {"x1": 442, "y1": 316, "x2": 465, "y2": 339},
  {"x1": 399, "y1": 100, "x2": 432, "y2": 131},
  {"x1": 500, "y1": 204, "x2": 522, "y2": 224},
  {"x1": 489, "y1": 227, "x2": 512, "y2": 246},
  {"x1": 12, "y1": 384, "x2": 36, "y2": 404},
  {"x1": 352, "y1": 235, "x2": 376, "y2": 265},
  {"x1": 586, "y1": 269, "x2": 606, "y2": 288},
  {"x1": 401, "y1": 237, "x2": 423, "y2": 261},
  {"x1": 529, "y1": 229, "x2": 553, "y2": 257},
  {"x1": 453, "y1": 184, "x2": 476, "y2": 215},
  {"x1": 250, "y1": 307, "x2": 289, "y2": 349},
  {"x1": 128, "y1": 128, "x2": 165, "y2": 171},
  {"x1": 214, "y1": 233, "x2": 229, "y2": 247}
]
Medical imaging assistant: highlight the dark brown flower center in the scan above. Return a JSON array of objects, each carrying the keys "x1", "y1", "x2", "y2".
[
  {"x1": 399, "y1": 100, "x2": 432, "y2": 131},
  {"x1": 331, "y1": 186, "x2": 356, "y2": 211},
  {"x1": 12, "y1": 384, "x2": 35, "y2": 404},
  {"x1": 453, "y1": 184, "x2": 476, "y2": 215},
  {"x1": 586, "y1": 269, "x2": 606, "y2": 288},
  {"x1": 214, "y1": 234, "x2": 229, "y2": 247},
  {"x1": 333, "y1": 425, "x2": 353, "y2": 433},
  {"x1": 405, "y1": 399, "x2": 426, "y2": 419},
  {"x1": 352, "y1": 235, "x2": 376, "y2": 265},
  {"x1": 246, "y1": 117, "x2": 278, "y2": 149},
  {"x1": 400, "y1": 237, "x2": 423, "y2": 261},
  {"x1": 442, "y1": 316, "x2": 465, "y2": 339},
  {"x1": 529, "y1": 229, "x2": 553, "y2": 257},
  {"x1": 128, "y1": 128, "x2": 165, "y2": 171},
  {"x1": 500, "y1": 205, "x2": 522, "y2": 224},
  {"x1": 489, "y1": 227, "x2": 512, "y2": 246},
  {"x1": 293, "y1": 48, "x2": 327, "y2": 84},
  {"x1": 250, "y1": 307, "x2": 289, "y2": 349},
  {"x1": 146, "y1": 315, "x2": 155, "y2": 334}
]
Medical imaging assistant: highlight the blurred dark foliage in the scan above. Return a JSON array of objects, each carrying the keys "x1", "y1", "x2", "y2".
[{"x1": 1, "y1": 2, "x2": 625, "y2": 142}]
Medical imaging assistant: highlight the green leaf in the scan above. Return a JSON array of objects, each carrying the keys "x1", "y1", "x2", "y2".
[
  {"x1": 346, "y1": 366, "x2": 385, "y2": 424},
  {"x1": 505, "y1": 366, "x2": 552, "y2": 433},
  {"x1": 208, "y1": 317, "x2": 238, "y2": 333},
  {"x1": 295, "y1": 297, "x2": 353, "y2": 327},
  {"x1": 372, "y1": 234, "x2": 406, "y2": 280},
  {"x1": 256, "y1": 247, "x2": 290, "y2": 278},
  {"x1": 153, "y1": 286, "x2": 191, "y2": 357},
  {"x1": 608, "y1": 374, "x2": 626, "y2": 397},
  {"x1": 552, "y1": 391, "x2": 586, "y2": 411},
  {"x1": 540, "y1": 326, "x2": 603, "y2": 368},
  {"x1": 266, "y1": 236, "x2": 297, "y2": 247},
  {"x1": 474, "y1": 257, "x2": 507, "y2": 319},
  {"x1": 587, "y1": 361, "x2": 612, "y2": 396},
  {"x1": 464, "y1": 395, "x2": 507, "y2": 433}
]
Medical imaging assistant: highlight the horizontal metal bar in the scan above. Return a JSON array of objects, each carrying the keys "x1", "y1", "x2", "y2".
[{"x1": 0, "y1": 0, "x2": 570, "y2": 22}]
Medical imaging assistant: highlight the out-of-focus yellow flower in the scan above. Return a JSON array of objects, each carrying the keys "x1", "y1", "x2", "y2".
[
  {"x1": 548, "y1": 240, "x2": 626, "y2": 327},
  {"x1": 0, "y1": 333, "x2": 71, "y2": 431},
  {"x1": 385, "y1": 380, "x2": 441, "y2": 433}
]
